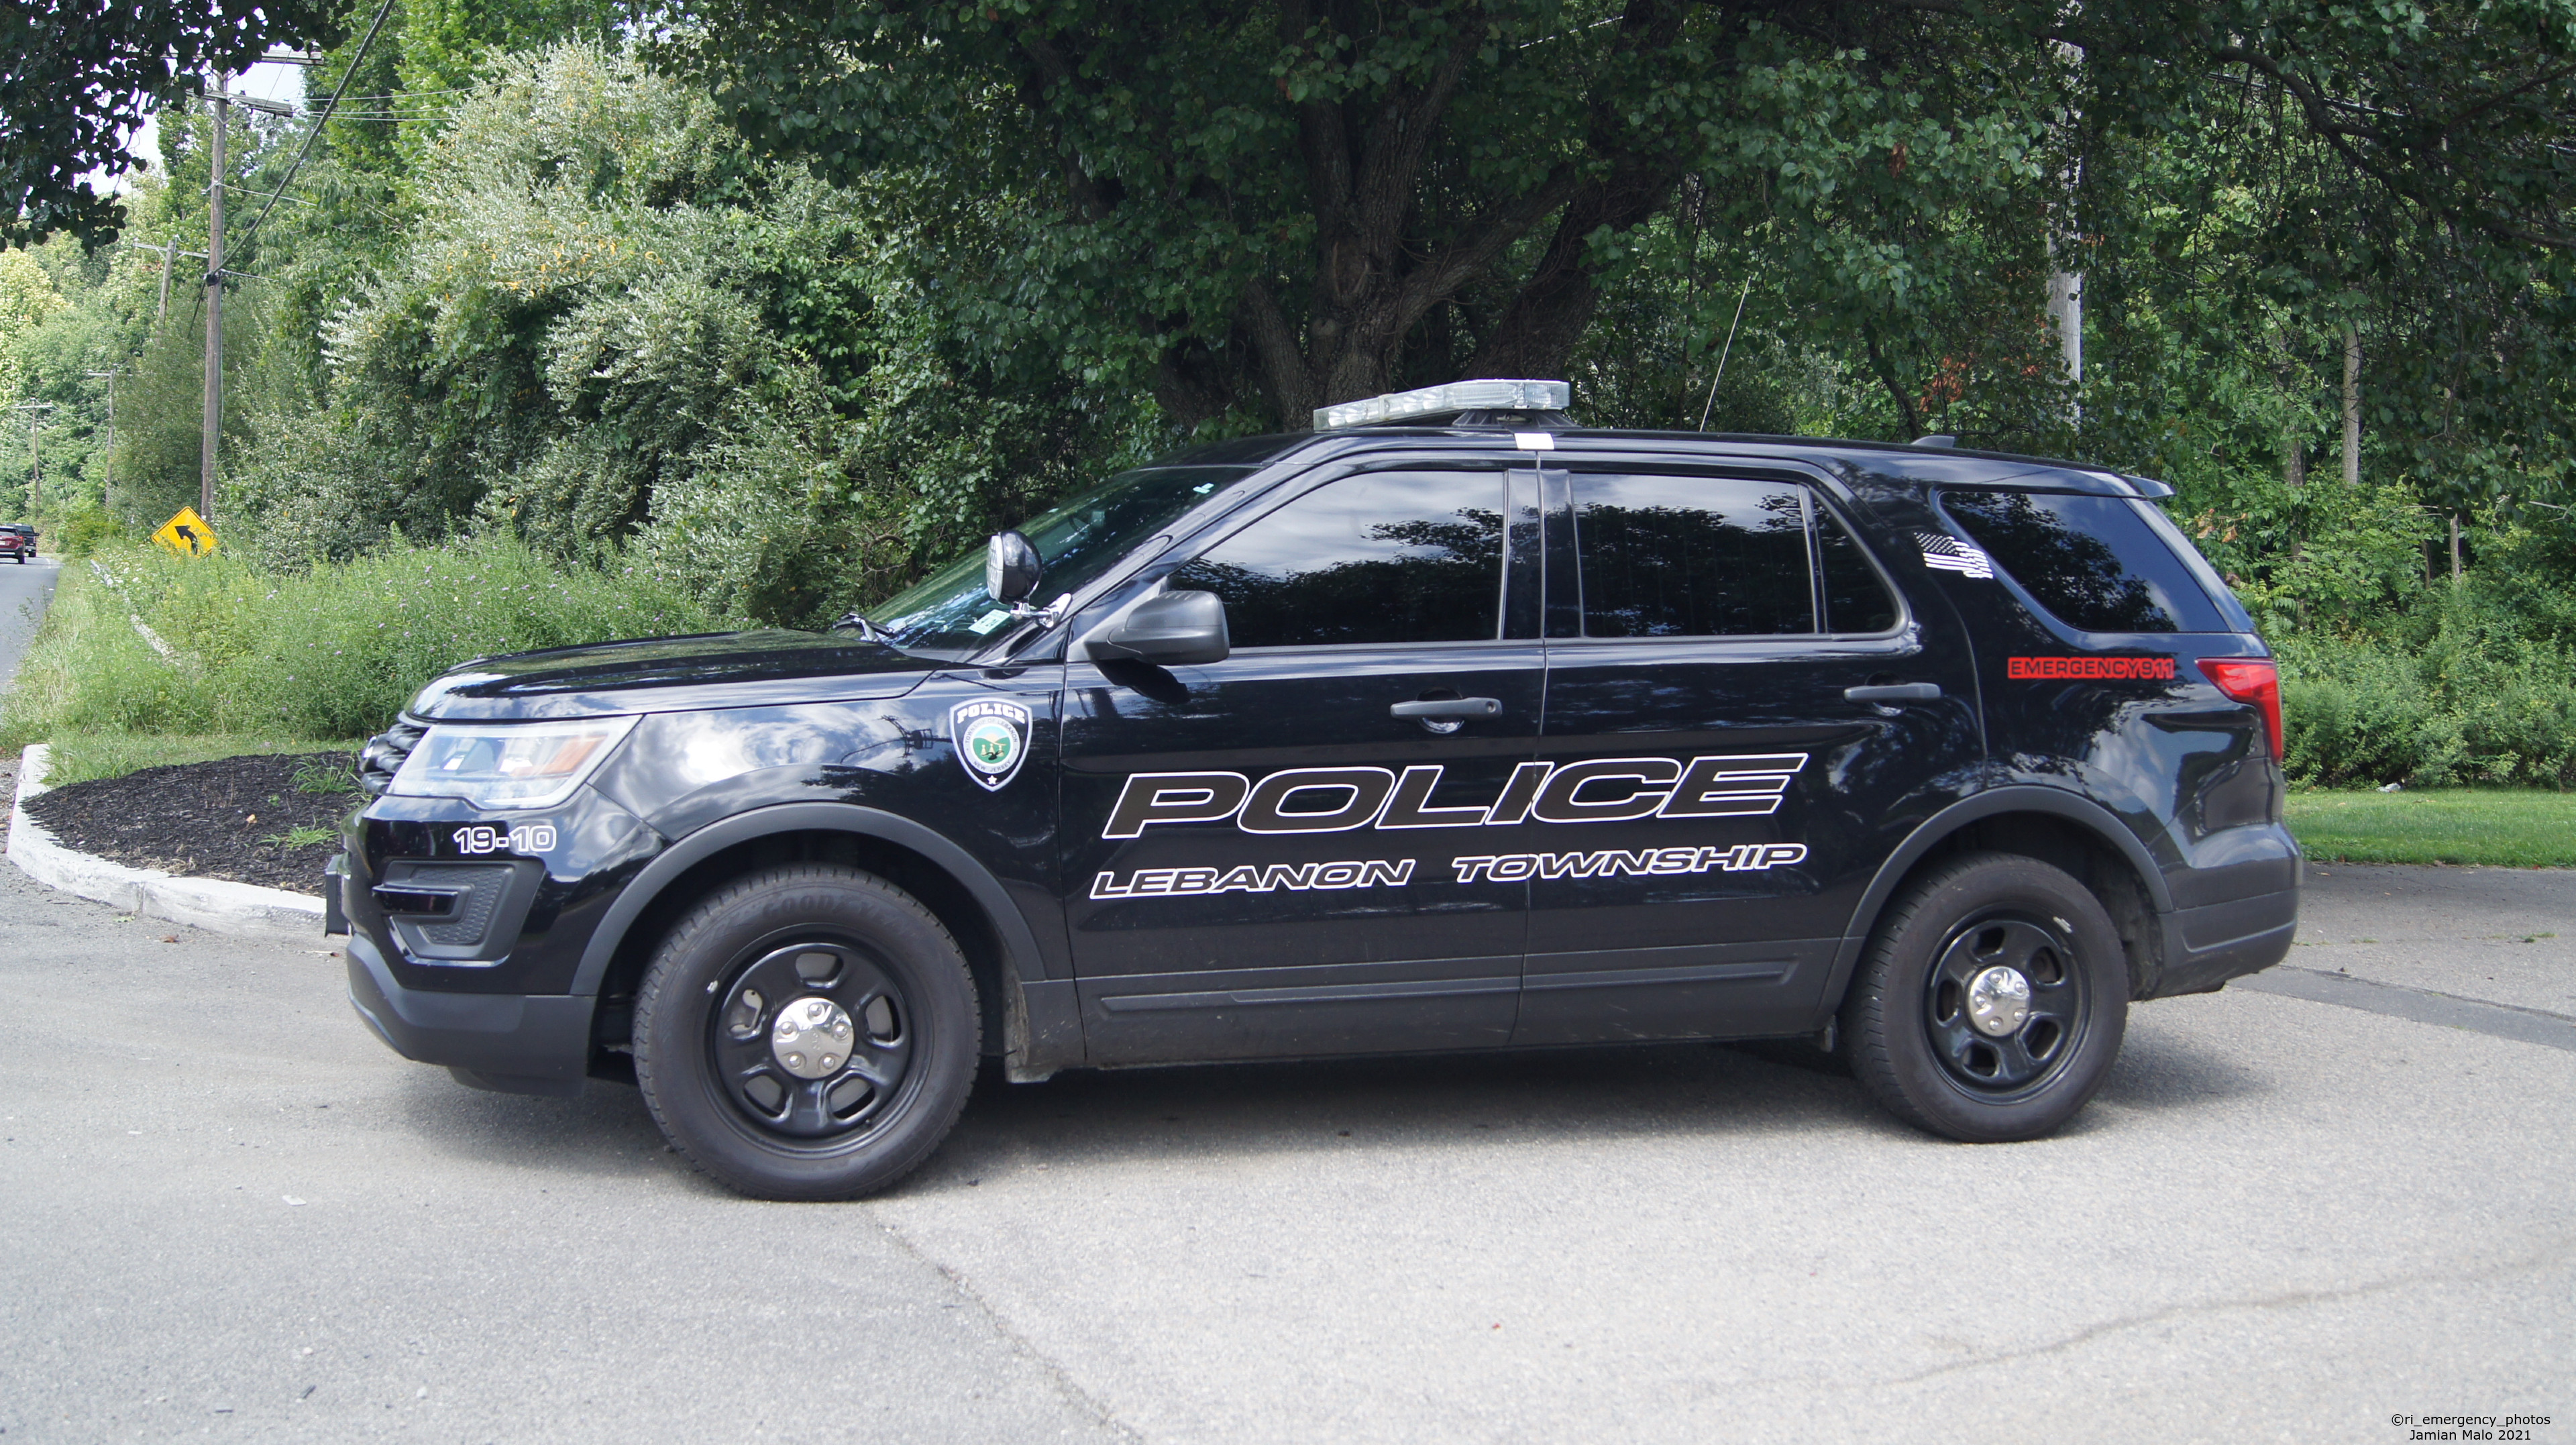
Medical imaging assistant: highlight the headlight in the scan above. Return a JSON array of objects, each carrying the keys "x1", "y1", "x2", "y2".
[{"x1": 388, "y1": 716, "x2": 639, "y2": 810}]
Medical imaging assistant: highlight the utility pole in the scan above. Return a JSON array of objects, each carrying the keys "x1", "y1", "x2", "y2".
[
  {"x1": 11, "y1": 403, "x2": 54, "y2": 517},
  {"x1": 119, "y1": 239, "x2": 203, "y2": 323},
  {"x1": 2047, "y1": 42, "x2": 2084, "y2": 413},
  {"x1": 86, "y1": 369, "x2": 124, "y2": 511},
  {"x1": 201, "y1": 70, "x2": 227, "y2": 523}
]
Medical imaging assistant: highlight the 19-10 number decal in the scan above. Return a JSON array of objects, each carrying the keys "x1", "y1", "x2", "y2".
[{"x1": 451, "y1": 823, "x2": 556, "y2": 855}]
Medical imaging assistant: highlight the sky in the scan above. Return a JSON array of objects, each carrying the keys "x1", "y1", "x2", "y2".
[{"x1": 101, "y1": 60, "x2": 311, "y2": 187}]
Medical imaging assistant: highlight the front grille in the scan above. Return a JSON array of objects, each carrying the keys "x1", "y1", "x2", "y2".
[{"x1": 358, "y1": 719, "x2": 427, "y2": 796}]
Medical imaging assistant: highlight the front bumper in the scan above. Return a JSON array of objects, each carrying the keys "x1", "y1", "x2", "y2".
[{"x1": 345, "y1": 929, "x2": 594, "y2": 1096}]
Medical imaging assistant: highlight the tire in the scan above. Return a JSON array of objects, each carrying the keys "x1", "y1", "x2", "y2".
[
  {"x1": 633, "y1": 863, "x2": 980, "y2": 1200},
  {"x1": 1841, "y1": 851, "x2": 2127, "y2": 1142}
]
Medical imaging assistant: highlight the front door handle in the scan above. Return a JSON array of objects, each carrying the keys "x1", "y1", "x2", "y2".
[
  {"x1": 1844, "y1": 682, "x2": 1943, "y2": 704},
  {"x1": 1391, "y1": 697, "x2": 1503, "y2": 719}
]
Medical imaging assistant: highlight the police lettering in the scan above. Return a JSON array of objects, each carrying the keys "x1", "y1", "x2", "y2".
[
  {"x1": 1102, "y1": 753, "x2": 1807, "y2": 839},
  {"x1": 1450, "y1": 843, "x2": 1807, "y2": 882}
]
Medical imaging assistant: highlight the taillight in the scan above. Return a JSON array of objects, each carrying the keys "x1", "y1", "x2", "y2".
[{"x1": 2198, "y1": 657, "x2": 2282, "y2": 761}]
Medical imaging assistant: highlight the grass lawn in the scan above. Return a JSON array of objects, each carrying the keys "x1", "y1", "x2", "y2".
[
  {"x1": 2286, "y1": 788, "x2": 2576, "y2": 867},
  {"x1": 25, "y1": 731, "x2": 364, "y2": 790}
]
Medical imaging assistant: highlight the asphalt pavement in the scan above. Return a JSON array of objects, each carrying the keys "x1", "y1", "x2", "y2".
[
  {"x1": 3, "y1": 755, "x2": 2570, "y2": 1442},
  {"x1": 0, "y1": 551, "x2": 59, "y2": 700}
]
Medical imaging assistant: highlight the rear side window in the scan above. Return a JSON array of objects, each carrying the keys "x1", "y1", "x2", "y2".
[
  {"x1": 1570, "y1": 475, "x2": 1813, "y2": 636},
  {"x1": 1940, "y1": 490, "x2": 2229, "y2": 633},
  {"x1": 1171, "y1": 470, "x2": 1505, "y2": 647},
  {"x1": 1818, "y1": 513, "x2": 1899, "y2": 633}
]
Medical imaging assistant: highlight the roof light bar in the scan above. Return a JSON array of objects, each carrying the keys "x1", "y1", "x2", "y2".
[{"x1": 1313, "y1": 379, "x2": 1570, "y2": 431}]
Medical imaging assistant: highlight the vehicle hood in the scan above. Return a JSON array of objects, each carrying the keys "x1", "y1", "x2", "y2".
[{"x1": 407, "y1": 630, "x2": 941, "y2": 721}]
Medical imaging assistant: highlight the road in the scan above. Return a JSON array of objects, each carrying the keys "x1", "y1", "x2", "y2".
[
  {"x1": 0, "y1": 551, "x2": 58, "y2": 700},
  {"x1": 2, "y1": 742, "x2": 2568, "y2": 1444}
]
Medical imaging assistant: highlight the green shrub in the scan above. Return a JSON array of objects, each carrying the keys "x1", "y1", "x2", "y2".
[
  {"x1": 2278, "y1": 643, "x2": 2451, "y2": 788},
  {"x1": 1, "y1": 535, "x2": 727, "y2": 749},
  {"x1": 2277, "y1": 586, "x2": 2576, "y2": 790},
  {"x1": 42, "y1": 504, "x2": 129, "y2": 558}
]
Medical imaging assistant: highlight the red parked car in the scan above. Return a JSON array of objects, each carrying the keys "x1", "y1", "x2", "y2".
[{"x1": 0, "y1": 525, "x2": 34, "y2": 563}]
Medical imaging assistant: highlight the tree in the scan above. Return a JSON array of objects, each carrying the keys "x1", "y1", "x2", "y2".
[
  {"x1": 665, "y1": 0, "x2": 2576, "y2": 431},
  {"x1": 1, "y1": 0, "x2": 340, "y2": 248}
]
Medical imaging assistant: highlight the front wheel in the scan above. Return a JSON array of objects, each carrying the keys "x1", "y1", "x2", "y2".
[
  {"x1": 633, "y1": 863, "x2": 979, "y2": 1199},
  {"x1": 1841, "y1": 851, "x2": 2128, "y2": 1142}
]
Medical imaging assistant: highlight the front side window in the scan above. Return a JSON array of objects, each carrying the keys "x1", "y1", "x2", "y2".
[
  {"x1": 1940, "y1": 489, "x2": 2228, "y2": 633},
  {"x1": 1570, "y1": 474, "x2": 1815, "y2": 637},
  {"x1": 1169, "y1": 470, "x2": 1506, "y2": 648},
  {"x1": 872, "y1": 465, "x2": 1253, "y2": 655}
]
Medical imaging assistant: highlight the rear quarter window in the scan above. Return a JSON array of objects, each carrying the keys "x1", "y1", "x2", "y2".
[{"x1": 1939, "y1": 490, "x2": 2230, "y2": 633}]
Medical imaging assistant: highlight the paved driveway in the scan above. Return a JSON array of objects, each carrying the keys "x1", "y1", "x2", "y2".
[{"x1": 1, "y1": 775, "x2": 2568, "y2": 1442}]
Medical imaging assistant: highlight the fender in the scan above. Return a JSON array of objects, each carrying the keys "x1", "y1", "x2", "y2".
[
  {"x1": 568, "y1": 802, "x2": 1080, "y2": 1078},
  {"x1": 1815, "y1": 786, "x2": 2176, "y2": 1018}
]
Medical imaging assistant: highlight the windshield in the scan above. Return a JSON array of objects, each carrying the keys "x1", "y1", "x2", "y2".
[{"x1": 870, "y1": 466, "x2": 1254, "y2": 655}]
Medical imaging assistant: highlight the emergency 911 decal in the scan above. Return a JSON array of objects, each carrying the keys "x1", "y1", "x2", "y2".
[{"x1": 2008, "y1": 655, "x2": 2177, "y2": 680}]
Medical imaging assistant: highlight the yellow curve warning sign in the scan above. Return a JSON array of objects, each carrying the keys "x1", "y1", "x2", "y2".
[{"x1": 152, "y1": 506, "x2": 219, "y2": 557}]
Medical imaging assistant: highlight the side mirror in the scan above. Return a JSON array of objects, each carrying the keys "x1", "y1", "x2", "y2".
[
  {"x1": 1075, "y1": 588, "x2": 1230, "y2": 666},
  {"x1": 985, "y1": 531, "x2": 1042, "y2": 604}
]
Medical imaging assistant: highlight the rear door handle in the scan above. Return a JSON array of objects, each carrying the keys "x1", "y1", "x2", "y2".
[
  {"x1": 1391, "y1": 697, "x2": 1503, "y2": 718},
  {"x1": 1844, "y1": 683, "x2": 1943, "y2": 704}
]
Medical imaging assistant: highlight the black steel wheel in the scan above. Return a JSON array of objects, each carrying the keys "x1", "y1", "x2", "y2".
[
  {"x1": 633, "y1": 863, "x2": 979, "y2": 1200},
  {"x1": 1841, "y1": 851, "x2": 2127, "y2": 1142}
]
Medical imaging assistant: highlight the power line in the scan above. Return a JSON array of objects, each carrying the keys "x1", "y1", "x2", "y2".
[{"x1": 231, "y1": 0, "x2": 398, "y2": 257}]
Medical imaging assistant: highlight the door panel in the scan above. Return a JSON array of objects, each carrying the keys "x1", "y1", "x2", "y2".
[
  {"x1": 1517, "y1": 470, "x2": 1984, "y2": 1046},
  {"x1": 1059, "y1": 467, "x2": 1546, "y2": 1063}
]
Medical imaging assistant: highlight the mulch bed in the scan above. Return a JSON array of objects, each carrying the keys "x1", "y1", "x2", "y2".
[{"x1": 23, "y1": 752, "x2": 360, "y2": 892}]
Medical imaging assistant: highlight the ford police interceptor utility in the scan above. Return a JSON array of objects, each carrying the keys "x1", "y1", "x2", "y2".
[{"x1": 334, "y1": 380, "x2": 2298, "y2": 1200}]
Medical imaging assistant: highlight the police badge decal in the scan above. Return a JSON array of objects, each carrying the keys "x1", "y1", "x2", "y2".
[{"x1": 951, "y1": 699, "x2": 1034, "y2": 792}]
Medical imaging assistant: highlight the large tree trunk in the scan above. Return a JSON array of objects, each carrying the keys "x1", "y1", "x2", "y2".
[{"x1": 1229, "y1": 0, "x2": 1695, "y2": 428}]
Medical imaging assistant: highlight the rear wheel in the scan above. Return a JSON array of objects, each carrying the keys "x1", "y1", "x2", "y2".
[
  {"x1": 633, "y1": 863, "x2": 979, "y2": 1200},
  {"x1": 1841, "y1": 851, "x2": 2127, "y2": 1142}
]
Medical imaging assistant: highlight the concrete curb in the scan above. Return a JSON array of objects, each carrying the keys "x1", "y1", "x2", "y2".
[{"x1": 7, "y1": 743, "x2": 326, "y2": 941}]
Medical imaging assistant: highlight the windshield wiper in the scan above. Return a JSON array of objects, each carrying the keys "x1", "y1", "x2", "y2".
[{"x1": 828, "y1": 611, "x2": 890, "y2": 643}]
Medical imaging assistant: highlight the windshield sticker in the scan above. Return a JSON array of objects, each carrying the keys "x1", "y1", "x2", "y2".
[
  {"x1": 1915, "y1": 531, "x2": 1996, "y2": 579},
  {"x1": 1100, "y1": 755, "x2": 1807, "y2": 839},
  {"x1": 2008, "y1": 655, "x2": 2177, "y2": 680},
  {"x1": 952, "y1": 699, "x2": 1034, "y2": 792},
  {"x1": 966, "y1": 608, "x2": 1014, "y2": 635}
]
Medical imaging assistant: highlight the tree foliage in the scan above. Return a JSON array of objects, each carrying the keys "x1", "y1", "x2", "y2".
[
  {"x1": 222, "y1": 42, "x2": 1161, "y2": 625},
  {"x1": 663, "y1": 0, "x2": 2576, "y2": 430},
  {"x1": 1, "y1": 0, "x2": 339, "y2": 247}
]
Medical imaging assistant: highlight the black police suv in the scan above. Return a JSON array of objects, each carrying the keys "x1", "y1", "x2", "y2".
[{"x1": 334, "y1": 379, "x2": 2297, "y2": 1200}]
